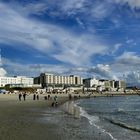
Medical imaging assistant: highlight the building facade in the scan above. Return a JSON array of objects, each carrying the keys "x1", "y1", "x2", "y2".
[
  {"x1": 0, "y1": 76, "x2": 33, "y2": 87},
  {"x1": 83, "y1": 78, "x2": 126, "y2": 91},
  {"x1": 35, "y1": 73, "x2": 83, "y2": 88}
]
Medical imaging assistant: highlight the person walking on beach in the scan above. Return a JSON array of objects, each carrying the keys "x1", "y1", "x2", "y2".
[
  {"x1": 37, "y1": 94, "x2": 39, "y2": 100},
  {"x1": 23, "y1": 93, "x2": 27, "y2": 101},
  {"x1": 54, "y1": 95, "x2": 58, "y2": 102},
  {"x1": 33, "y1": 93, "x2": 36, "y2": 100},
  {"x1": 19, "y1": 93, "x2": 22, "y2": 101}
]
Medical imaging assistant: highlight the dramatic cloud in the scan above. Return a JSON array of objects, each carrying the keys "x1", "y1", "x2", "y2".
[
  {"x1": 110, "y1": 52, "x2": 140, "y2": 79},
  {"x1": 88, "y1": 64, "x2": 118, "y2": 80},
  {"x1": 68, "y1": 64, "x2": 118, "y2": 80},
  {"x1": 123, "y1": 71, "x2": 140, "y2": 86},
  {"x1": 116, "y1": 52, "x2": 140, "y2": 65},
  {"x1": 0, "y1": 2, "x2": 109, "y2": 67},
  {"x1": 0, "y1": 0, "x2": 140, "y2": 86},
  {"x1": 3, "y1": 58, "x2": 70, "y2": 77}
]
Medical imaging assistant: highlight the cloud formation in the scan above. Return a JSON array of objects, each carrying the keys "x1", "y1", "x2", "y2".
[
  {"x1": 0, "y1": 68, "x2": 7, "y2": 76},
  {"x1": 115, "y1": 0, "x2": 140, "y2": 9},
  {"x1": 0, "y1": 0, "x2": 140, "y2": 86},
  {"x1": 0, "y1": 2, "x2": 109, "y2": 67}
]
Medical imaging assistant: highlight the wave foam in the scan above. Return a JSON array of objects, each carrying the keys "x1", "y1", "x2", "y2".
[{"x1": 79, "y1": 106, "x2": 117, "y2": 140}]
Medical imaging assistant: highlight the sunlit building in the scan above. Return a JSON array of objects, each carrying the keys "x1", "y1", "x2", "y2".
[
  {"x1": 34, "y1": 73, "x2": 83, "y2": 88},
  {"x1": 0, "y1": 76, "x2": 34, "y2": 87}
]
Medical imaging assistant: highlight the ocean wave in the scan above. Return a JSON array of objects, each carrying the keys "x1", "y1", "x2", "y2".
[
  {"x1": 106, "y1": 118, "x2": 140, "y2": 133},
  {"x1": 117, "y1": 108, "x2": 125, "y2": 113},
  {"x1": 79, "y1": 106, "x2": 117, "y2": 140}
]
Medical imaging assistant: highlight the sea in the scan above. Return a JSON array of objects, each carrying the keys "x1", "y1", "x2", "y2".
[
  {"x1": 40, "y1": 95, "x2": 140, "y2": 140},
  {"x1": 77, "y1": 95, "x2": 140, "y2": 140}
]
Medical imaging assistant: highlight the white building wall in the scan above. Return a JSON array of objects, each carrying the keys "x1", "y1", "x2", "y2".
[
  {"x1": 40, "y1": 73, "x2": 83, "y2": 86},
  {"x1": 90, "y1": 78, "x2": 99, "y2": 87},
  {"x1": 0, "y1": 76, "x2": 33, "y2": 87}
]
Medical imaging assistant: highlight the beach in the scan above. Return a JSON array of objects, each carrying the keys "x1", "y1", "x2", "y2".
[
  {"x1": 0, "y1": 93, "x2": 139, "y2": 140},
  {"x1": 0, "y1": 94, "x2": 69, "y2": 140},
  {"x1": 0, "y1": 93, "x2": 113, "y2": 140}
]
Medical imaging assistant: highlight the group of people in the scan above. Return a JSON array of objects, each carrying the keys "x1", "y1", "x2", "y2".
[
  {"x1": 44, "y1": 94, "x2": 51, "y2": 100},
  {"x1": 33, "y1": 93, "x2": 39, "y2": 100},
  {"x1": 18, "y1": 93, "x2": 59, "y2": 107},
  {"x1": 18, "y1": 93, "x2": 40, "y2": 101},
  {"x1": 18, "y1": 93, "x2": 27, "y2": 101}
]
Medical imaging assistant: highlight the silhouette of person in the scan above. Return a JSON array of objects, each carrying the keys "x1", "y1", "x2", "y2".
[
  {"x1": 48, "y1": 95, "x2": 50, "y2": 100},
  {"x1": 19, "y1": 93, "x2": 22, "y2": 101},
  {"x1": 37, "y1": 94, "x2": 39, "y2": 100},
  {"x1": 33, "y1": 94, "x2": 36, "y2": 100},
  {"x1": 23, "y1": 93, "x2": 27, "y2": 101}
]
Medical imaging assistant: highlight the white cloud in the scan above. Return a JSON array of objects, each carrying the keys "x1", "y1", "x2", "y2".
[
  {"x1": 126, "y1": 39, "x2": 134, "y2": 44},
  {"x1": 123, "y1": 71, "x2": 140, "y2": 86},
  {"x1": 60, "y1": 0, "x2": 112, "y2": 20},
  {"x1": 0, "y1": 68, "x2": 7, "y2": 76},
  {"x1": 88, "y1": 64, "x2": 118, "y2": 80},
  {"x1": 1, "y1": 1, "x2": 139, "y2": 84},
  {"x1": 116, "y1": 52, "x2": 140, "y2": 65},
  {"x1": 2, "y1": 56, "x2": 120, "y2": 80},
  {"x1": 17, "y1": 0, "x2": 113, "y2": 20},
  {"x1": 3, "y1": 57, "x2": 71, "y2": 77},
  {"x1": 115, "y1": 0, "x2": 140, "y2": 9},
  {"x1": 0, "y1": 2, "x2": 109, "y2": 66},
  {"x1": 111, "y1": 43, "x2": 122, "y2": 54},
  {"x1": 62, "y1": 0, "x2": 85, "y2": 12},
  {"x1": 76, "y1": 17, "x2": 85, "y2": 28},
  {"x1": 90, "y1": 2, "x2": 111, "y2": 19},
  {"x1": 109, "y1": 52, "x2": 140, "y2": 79},
  {"x1": 21, "y1": 3, "x2": 48, "y2": 15}
]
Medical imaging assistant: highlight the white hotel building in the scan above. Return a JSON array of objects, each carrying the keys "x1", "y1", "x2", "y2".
[{"x1": 0, "y1": 76, "x2": 33, "y2": 87}]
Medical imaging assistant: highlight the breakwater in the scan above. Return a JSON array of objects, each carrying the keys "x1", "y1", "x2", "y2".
[{"x1": 62, "y1": 101, "x2": 80, "y2": 118}]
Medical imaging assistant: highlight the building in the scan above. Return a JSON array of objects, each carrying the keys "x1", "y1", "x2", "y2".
[
  {"x1": 83, "y1": 78, "x2": 126, "y2": 91},
  {"x1": 0, "y1": 76, "x2": 34, "y2": 87},
  {"x1": 114, "y1": 80, "x2": 126, "y2": 90},
  {"x1": 34, "y1": 73, "x2": 83, "y2": 88},
  {"x1": 83, "y1": 77, "x2": 99, "y2": 88}
]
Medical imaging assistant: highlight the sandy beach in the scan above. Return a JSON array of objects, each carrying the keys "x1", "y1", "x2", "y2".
[
  {"x1": 0, "y1": 94, "x2": 69, "y2": 140},
  {"x1": 0, "y1": 92, "x2": 139, "y2": 140}
]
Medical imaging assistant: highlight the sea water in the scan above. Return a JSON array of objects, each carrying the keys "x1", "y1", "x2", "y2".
[
  {"x1": 39, "y1": 96, "x2": 140, "y2": 140},
  {"x1": 76, "y1": 95, "x2": 140, "y2": 140}
]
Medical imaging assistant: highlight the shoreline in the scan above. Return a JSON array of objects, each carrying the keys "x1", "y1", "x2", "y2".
[
  {"x1": 0, "y1": 94, "x2": 70, "y2": 140},
  {"x1": 0, "y1": 93, "x2": 139, "y2": 140}
]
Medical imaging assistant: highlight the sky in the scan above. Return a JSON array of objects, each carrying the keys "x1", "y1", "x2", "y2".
[{"x1": 0, "y1": 0, "x2": 140, "y2": 85}]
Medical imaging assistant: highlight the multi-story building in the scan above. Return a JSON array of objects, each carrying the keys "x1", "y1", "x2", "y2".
[
  {"x1": 0, "y1": 76, "x2": 34, "y2": 87},
  {"x1": 35, "y1": 73, "x2": 83, "y2": 88},
  {"x1": 114, "y1": 80, "x2": 126, "y2": 89},
  {"x1": 83, "y1": 77, "x2": 99, "y2": 88},
  {"x1": 83, "y1": 78, "x2": 126, "y2": 91}
]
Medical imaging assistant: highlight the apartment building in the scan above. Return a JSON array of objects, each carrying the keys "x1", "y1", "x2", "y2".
[{"x1": 34, "y1": 73, "x2": 83, "y2": 88}]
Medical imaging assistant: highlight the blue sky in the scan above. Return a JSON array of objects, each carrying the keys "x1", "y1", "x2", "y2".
[{"x1": 1, "y1": 0, "x2": 140, "y2": 84}]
